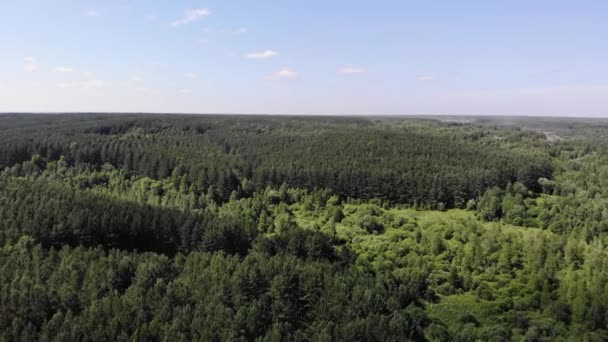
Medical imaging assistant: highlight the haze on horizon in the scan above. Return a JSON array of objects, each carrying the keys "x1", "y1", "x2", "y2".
[{"x1": 1, "y1": 0, "x2": 607, "y2": 117}]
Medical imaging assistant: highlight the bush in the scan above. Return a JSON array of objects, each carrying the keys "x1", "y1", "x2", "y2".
[{"x1": 359, "y1": 215, "x2": 384, "y2": 234}]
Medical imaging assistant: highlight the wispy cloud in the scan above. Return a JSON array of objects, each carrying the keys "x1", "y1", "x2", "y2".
[
  {"x1": 185, "y1": 73, "x2": 199, "y2": 80},
  {"x1": 179, "y1": 88, "x2": 192, "y2": 94},
  {"x1": 246, "y1": 50, "x2": 278, "y2": 59},
  {"x1": 520, "y1": 84, "x2": 608, "y2": 95},
  {"x1": 202, "y1": 27, "x2": 228, "y2": 34},
  {"x1": 171, "y1": 8, "x2": 210, "y2": 27},
  {"x1": 133, "y1": 86, "x2": 154, "y2": 94},
  {"x1": 338, "y1": 66, "x2": 369, "y2": 74},
  {"x1": 270, "y1": 68, "x2": 298, "y2": 80},
  {"x1": 23, "y1": 57, "x2": 38, "y2": 72},
  {"x1": 203, "y1": 27, "x2": 247, "y2": 35},
  {"x1": 460, "y1": 91, "x2": 484, "y2": 98},
  {"x1": 53, "y1": 66, "x2": 75, "y2": 73},
  {"x1": 130, "y1": 76, "x2": 143, "y2": 82},
  {"x1": 81, "y1": 80, "x2": 107, "y2": 89},
  {"x1": 56, "y1": 79, "x2": 108, "y2": 89},
  {"x1": 417, "y1": 75, "x2": 434, "y2": 81},
  {"x1": 86, "y1": 10, "x2": 99, "y2": 17}
]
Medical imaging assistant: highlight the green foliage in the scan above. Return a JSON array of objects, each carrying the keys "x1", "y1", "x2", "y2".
[
  {"x1": 477, "y1": 187, "x2": 504, "y2": 221},
  {"x1": 2, "y1": 114, "x2": 608, "y2": 340},
  {"x1": 0, "y1": 113, "x2": 552, "y2": 207},
  {"x1": 358, "y1": 215, "x2": 385, "y2": 234}
]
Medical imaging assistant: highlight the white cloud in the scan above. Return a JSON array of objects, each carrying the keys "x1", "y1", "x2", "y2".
[
  {"x1": 202, "y1": 27, "x2": 244, "y2": 34},
  {"x1": 56, "y1": 79, "x2": 108, "y2": 89},
  {"x1": 23, "y1": 57, "x2": 38, "y2": 72},
  {"x1": 521, "y1": 84, "x2": 608, "y2": 95},
  {"x1": 185, "y1": 73, "x2": 199, "y2": 80},
  {"x1": 270, "y1": 68, "x2": 298, "y2": 80},
  {"x1": 130, "y1": 76, "x2": 143, "y2": 82},
  {"x1": 53, "y1": 66, "x2": 75, "y2": 73},
  {"x1": 86, "y1": 10, "x2": 98, "y2": 17},
  {"x1": 460, "y1": 91, "x2": 483, "y2": 98},
  {"x1": 149, "y1": 61, "x2": 166, "y2": 68},
  {"x1": 171, "y1": 8, "x2": 210, "y2": 27},
  {"x1": 179, "y1": 88, "x2": 192, "y2": 94},
  {"x1": 455, "y1": 85, "x2": 608, "y2": 99},
  {"x1": 81, "y1": 79, "x2": 107, "y2": 89},
  {"x1": 134, "y1": 86, "x2": 149, "y2": 92},
  {"x1": 417, "y1": 75, "x2": 434, "y2": 81},
  {"x1": 338, "y1": 66, "x2": 369, "y2": 74},
  {"x1": 246, "y1": 50, "x2": 278, "y2": 59}
]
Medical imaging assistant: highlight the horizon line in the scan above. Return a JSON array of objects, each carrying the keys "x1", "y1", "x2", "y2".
[{"x1": 2, "y1": 112, "x2": 608, "y2": 120}]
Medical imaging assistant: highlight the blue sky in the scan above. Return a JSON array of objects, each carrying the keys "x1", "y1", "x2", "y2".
[{"x1": 1, "y1": 0, "x2": 607, "y2": 116}]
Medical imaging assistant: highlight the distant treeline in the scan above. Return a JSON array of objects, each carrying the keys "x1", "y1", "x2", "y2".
[{"x1": 0, "y1": 114, "x2": 552, "y2": 208}]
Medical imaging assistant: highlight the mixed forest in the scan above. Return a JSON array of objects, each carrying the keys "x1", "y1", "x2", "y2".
[{"x1": 2, "y1": 113, "x2": 608, "y2": 341}]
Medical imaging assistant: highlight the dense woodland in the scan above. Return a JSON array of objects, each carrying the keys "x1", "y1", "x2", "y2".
[{"x1": 2, "y1": 113, "x2": 608, "y2": 340}]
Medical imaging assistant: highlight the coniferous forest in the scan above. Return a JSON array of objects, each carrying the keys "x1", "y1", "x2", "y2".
[{"x1": 3, "y1": 113, "x2": 608, "y2": 341}]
